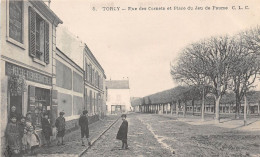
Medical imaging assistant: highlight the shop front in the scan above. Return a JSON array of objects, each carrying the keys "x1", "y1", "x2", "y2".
[{"x1": 5, "y1": 62, "x2": 53, "y2": 128}]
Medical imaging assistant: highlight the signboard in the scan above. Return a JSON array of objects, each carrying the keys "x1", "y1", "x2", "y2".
[{"x1": 6, "y1": 62, "x2": 52, "y2": 86}]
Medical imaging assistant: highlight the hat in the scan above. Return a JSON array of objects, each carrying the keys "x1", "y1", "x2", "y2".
[
  {"x1": 83, "y1": 110, "x2": 88, "y2": 114},
  {"x1": 59, "y1": 111, "x2": 65, "y2": 115},
  {"x1": 121, "y1": 114, "x2": 126, "y2": 118}
]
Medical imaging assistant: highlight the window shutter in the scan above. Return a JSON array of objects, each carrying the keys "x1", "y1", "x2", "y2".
[
  {"x1": 44, "y1": 21, "x2": 49, "y2": 64},
  {"x1": 85, "y1": 63, "x2": 88, "y2": 80},
  {"x1": 29, "y1": 7, "x2": 36, "y2": 57}
]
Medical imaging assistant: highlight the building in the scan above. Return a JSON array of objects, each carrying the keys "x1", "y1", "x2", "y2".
[
  {"x1": 1, "y1": 0, "x2": 62, "y2": 153},
  {"x1": 106, "y1": 79, "x2": 131, "y2": 114},
  {"x1": 56, "y1": 26, "x2": 106, "y2": 130},
  {"x1": 130, "y1": 97, "x2": 142, "y2": 112},
  {"x1": 55, "y1": 47, "x2": 85, "y2": 130},
  {"x1": 84, "y1": 45, "x2": 107, "y2": 118}
]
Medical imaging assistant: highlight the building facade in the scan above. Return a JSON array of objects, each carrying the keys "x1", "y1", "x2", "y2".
[
  {"x1": 1, "y1": 0, "x2": 62, "y2": 153},
  {"x1": 84, "y1": 46, "x2": 107, "y2": 118},
  {"x1": 106, "y1": 80, "x2": 131, "y2": 114},
  {"x1": 56, "y1": 26, "x2": 106, "y2": 129},
  {"x1": 55, "y1": 48, "x2": 84, "y2": 130}
]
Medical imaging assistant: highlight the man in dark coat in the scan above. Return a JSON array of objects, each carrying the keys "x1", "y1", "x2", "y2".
[
  {"x1": 116, "y1": 114, "x2": 128, "y2": 149},
  {"x1": 79, "y1": 110, "x2": 91, "y2": 146},
  {"x1": 41, "y1": 113, "x2": 52, "y2": 146}
]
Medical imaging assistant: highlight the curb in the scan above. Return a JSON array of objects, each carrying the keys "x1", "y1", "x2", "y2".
[{"x1": 78, "y1": 116, "x2": 120, "y2": 157}]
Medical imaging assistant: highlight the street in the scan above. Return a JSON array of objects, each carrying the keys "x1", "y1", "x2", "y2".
[{"x1": 83, "y1": 113, "x2": 260, "y2": 157}]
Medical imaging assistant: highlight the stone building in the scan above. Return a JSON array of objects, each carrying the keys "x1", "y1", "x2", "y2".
[
  {"x1": 84, "y1": 45, "x2": 107, "y2": 118},
  {"x1": 56, "y1": 26, "x2": 106, "y2": 130},
  {"x1": 1, "y1": 0, "x2": 62, "y2": 153},
  {"x1": 106, "y1": 79, "x2": 131, "y2": 114}
]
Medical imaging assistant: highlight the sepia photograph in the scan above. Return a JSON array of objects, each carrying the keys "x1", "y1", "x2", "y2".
[{"x1": 1, "y1": 0, "x2": 260, "y2": 156}]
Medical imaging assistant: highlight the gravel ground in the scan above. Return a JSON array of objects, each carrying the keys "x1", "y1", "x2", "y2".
[
  {"x1": 24, "y1": 115, "x2": 119, "y2": 157},
  {"x1": 84, "y1": 113, "x2": 260, "y2": 157},
  {"x1": 24, "y1": 113, "x2": 260, "y2": 157},
  {"x1": 83, "y1": 113, "x2": 173, "y2": 157}
]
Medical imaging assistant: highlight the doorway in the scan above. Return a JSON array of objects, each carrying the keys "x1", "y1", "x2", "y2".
[{"x1": 10, "y1": 94, "x2": 23, "y2": 116}]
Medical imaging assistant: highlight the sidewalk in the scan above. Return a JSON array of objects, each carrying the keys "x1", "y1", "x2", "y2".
[
  {"x1": 157, "y1": 113, "x2": 260, "y2": 132},
  {"x1": 24, "y1": 115, "x2": 120, "y2": 157}
]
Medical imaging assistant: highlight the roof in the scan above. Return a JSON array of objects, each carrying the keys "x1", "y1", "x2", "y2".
[
  {"x1": 106, "y1": 80, "x2": 130, "y2": 89},
  {"x1": 30, "y1": 0, "x2": 63, "y2": 26}
]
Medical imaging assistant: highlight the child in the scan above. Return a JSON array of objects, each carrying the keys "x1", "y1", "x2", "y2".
[
  {"x1": 6, "y1": 116, "x2": 21, "y2": 155},
  {"x1": 55, "y1": 111, "x2": 66, "y2": 145},
  {"x1": 9, "y1": 106, "x2": 22, "y2": 122},
  {"x1": 41, "y1": 113, "x2": 52, "y2": 146},
  {"x1": 116, "y1": 114, "x2": 128, "y2": 149},
  {"x1": 79, "y1": 110, "x2": 91, "y2": 146},
  {"x1": 24, "y1": 121, "x2": 40, "y2": 154},
  {"x1": 18, "y1": 116, "x2": 26, "y2": 154}
]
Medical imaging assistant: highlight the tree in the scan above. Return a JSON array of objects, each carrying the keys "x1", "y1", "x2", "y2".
[
  {"x1": 229, "y1": 27, "x2": 260, "y2": 120},
  {"x1": 171, "y1": 42, "x2": 210, "y2": 120},
  {"x1": 172, "y1": 36, "x2": 236, "y2": 122}
]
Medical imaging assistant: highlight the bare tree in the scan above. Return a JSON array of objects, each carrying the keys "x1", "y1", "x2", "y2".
[
  {"x1": 172, "y1": 36, "x2": 236, "y2": 122},
  {"x1": 171, "y1": 41, "x2": 211, "y2": 120}
]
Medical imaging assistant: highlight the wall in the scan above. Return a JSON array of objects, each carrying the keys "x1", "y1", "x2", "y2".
[
  {"x1": 56, "y1": 26, "x2": 84, "y2": 69},
  {"x1": 55, "y1": 49, "x2": 84, "y2": 126},
  {"x1": 106, "y1": 89, "x2": 131, "y2": 114},
  {"x1": 84, "y1": 49, "x2": 106, "y2": 117},
  {"x1": 1, "y1": 0, "x2": 54, "y2": 76},
  {"x1": 1, "y1": 0, "x2": 58, "y2": 154}
]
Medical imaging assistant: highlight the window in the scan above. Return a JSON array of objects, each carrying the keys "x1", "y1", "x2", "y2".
[
  {"x1": 97, "y1": 74, "x2": 100, "y2": 88},
  {"x1": 85, "y1": 63, "x2": 88, "y2": 81},
  {"x1": 95, "y1": 71, "x2": 98, "y2": 87},
  {"x1": 8, "y1": 0, "x2": 23, "y2": 45},
  {"x1": 29, "y1": 7, "x2": 49, "y2": 64},
  {"x1": 89, "y1": 90, "x2": 92, "y2": 114},
  {"x1": 89, "y1": 64, "x2": 92, "y2": 83},
  {"x1": 92, "y1": 69, "x2": 95, "y2": 85}
]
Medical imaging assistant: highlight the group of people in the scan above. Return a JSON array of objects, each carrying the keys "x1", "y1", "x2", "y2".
[
  {"x1": 5, "y1": 106, "x2": 41, "y2": 156},
  {"x1": 54, "y1": 109, "x2": 129, "y2": 150},
  {"x1": 6, "y1": 106, "x2": 129, "y2": 156}
]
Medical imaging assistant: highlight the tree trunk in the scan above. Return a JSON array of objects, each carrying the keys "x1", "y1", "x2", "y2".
[
  {"x1": 244, "y1": 95, "x2": 247, "y2": 126},
  {"x1": 213, "y1": 100, "x2": 216, "y2": 113},
  {"x1": 235, "y1": 93, "x2": 241, "y2": 119},
  {"x1": 257, "y1": 102, "x2": 260, "y2": 116},
  {"x1": 192, "y1": 99, "x2": 195, "y2": 116},
  {"x1": 171, "y1": 102, "x2": 173, "y2": 115},
  {"x1": 183, "y1": 102, "x2": 186, "y2": 117},
  {"x1": 215, "y1": 95, "x2": 221, "y2": 123},
  {"x1": 176, "y1": 101, "x2": 180, "y2": 116},
  {"x1": 201, "y1": 87, "x2": 205, "y2": 121}
]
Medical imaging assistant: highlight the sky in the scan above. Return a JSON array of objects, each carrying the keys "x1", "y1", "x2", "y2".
[{"x1": 50, "y1": 0, "x2": 260, "y2": 97}]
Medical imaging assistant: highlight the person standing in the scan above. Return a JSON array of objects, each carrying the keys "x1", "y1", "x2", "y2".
[
  {"x1": 79, "y1": 110, "x2": 91, "y2": 146},
  {"x1": 55, "y1": 111, "x2": 66, "y2": 146},
  {"x1": 9, "y1": 106, "x2": 22, "y2": 122},
  {"x1": 18, "y1": 116, "x2": 26, "y2": 154},
  {"x1": 116, "y1": 114, "x2": 128, "y2": 149},
  {"x1": 6, "y1": 116, "x2": 21, "y2": 156},
  {"x1": 41, "y1": 113, "x2": 52, "y2": 146}
]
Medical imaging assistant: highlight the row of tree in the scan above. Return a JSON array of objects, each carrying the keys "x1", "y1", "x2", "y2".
[{"x1": 171, "y1": 26, "x2": 260, "y2": 124}]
